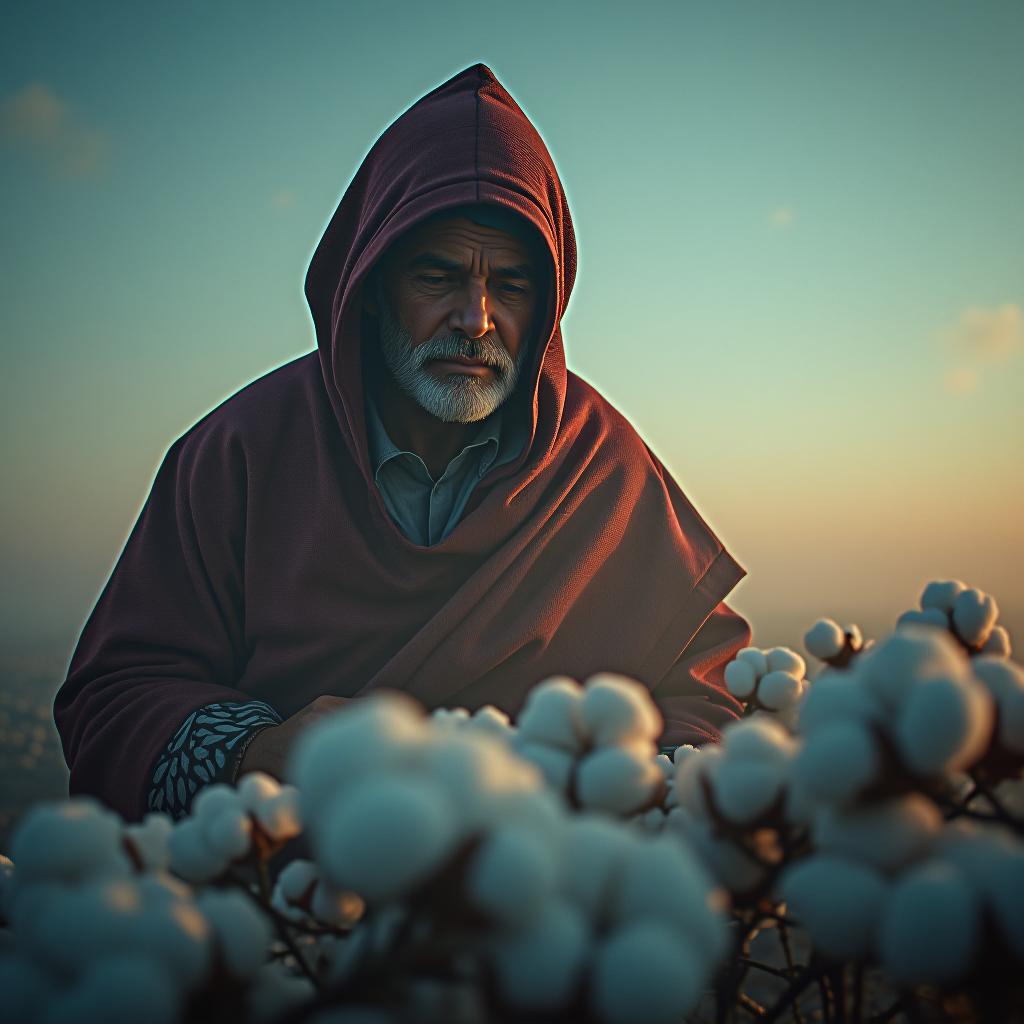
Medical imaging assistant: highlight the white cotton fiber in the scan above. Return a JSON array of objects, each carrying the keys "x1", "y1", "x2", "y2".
[
  {"x1": 791, "y1": 720, "x2": 879, "y2": 805},
  {"x1": 591, "y1": 921, "x2": 702, "y2": 1024},
  {"x1": 562, "y1": 815, "x2": 634, "y2": 924},
  {"x1": 40, "y1": 953, "x2": 179, "y2": 1024},
  {"x1": 981, "y1": 625, "x2": 1011, "y2": 657},
  {"x1": 466, "y1": 704, "x2": 513, "y2": 742},
  {"x1": 765, "y1": 647, "x2": 806, "y2": 678},
  {"x1": 804, "y1": 619, "x2": 846, "y2": 661},
  {"x1": 517, "y1": 676, "x2": 587, "y2": 753},
  {"x1": 985, "y1": 848, "x2": 1024, "y2": 959},
  {"x1": 780, "y1": 855, "x2": 888, "y2": 960},
  {"x1": 722, "y1": 716, "x2": 795, "y2": 764},
  {"x1": 288, "y1": 693, "x2": 428, "y2": 831},
  {"x1": 192, "y1": 784, "x2": 239, "y2": 822},
  {"x1": 878, "y1": 861, "x2": 979, "y2": 987},
  {"x1": 672, "y1": 743, "x2": 698, "y2": 766},
  {"x1": 467, "y1": 825, "x2": 557, "y2": 928},
  {"x1": 858, "y1": 629, "x2": 967, "y2": 711},
  {"x1": 11, "y1": 799, "x2": 131, "y2": 885},
  {"x1": 0, "y1": 953, "x2": 54, "y2": 1024},
  {"x1": 317, "y1": 775, "x2": 458, "y2": 903},
  {"x1": 197, "y1": 889, "x2": 271, "y2": 980},
  {"x1": 951, "y1": 588, "x2": 999, "y2": 648},
  {"x1": 581, "y1": 673, "x2": 663, "y2": 746},
  {"x1": 973, "y1": 657, "x2": 1024, "y2": 754},
  {"x1": 757, "y1": 670, "x2": 804, "y2": 711},
  {"x1": 122, "y1": 813, "x2": 173, "y2": 872},
  {"x1": 516, "y1": 741, "x2": 574, "y2": 792},
  {"x1": 252, "y1": 788, "x2": 302, "y2": 841},
  {"x1": 673, "y1": 744, "x2": 721, "y2": 816},
  {"x1": 611, "y1": 834, "x2": 726, "y2": 966},
  {"x1": 168, "y1": 819, "x2": 229, "y2": 883},
  {"x1": 896, "y1": 675, "x2": 994, "y2": 775},
  {"x1": 712, "y1": 759, "x2": 785, "y2": 825},
  {"x1": 797, "y1": 670, "x2": 884, "y2": 734},
  {"x1": 673, "y1": 815, "x2": 766, "y2": 894},
  {"x1": 920, "y1": 579, "x2": 966, "y2": 613},
  {"x1": 897, "y1": 608, "x2": 950, "y2": 631},
  {"x1": 491, "y1": 900, "x2": 590, "y2": 1012},
  {"x1": 724, "y1": 659, "x2": 758, "y2": 699},
  {"x1": 813, "y1": 795, "x2": 942, "y2": 872},
  {"x1": 576, "y1": 744, "x2": 662, "y2": 815},
  {"x1": 736, "y1": 647, "x2": 768, "y2": 677},
  {"x1": 277, "y1": 859, "x2": 319, "y2": 904},
  {"x1": 201, "y1": 805, "x2": 253, "y2": 863}
]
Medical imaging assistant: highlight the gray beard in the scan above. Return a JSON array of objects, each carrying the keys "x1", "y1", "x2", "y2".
[{"x1": 377, "y1": 298, "x2": 526, "y2": 423}]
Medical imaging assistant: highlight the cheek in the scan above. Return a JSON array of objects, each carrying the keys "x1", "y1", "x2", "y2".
[{"x1": 394, "y1": 295, "x2": 443, "y2": 346}]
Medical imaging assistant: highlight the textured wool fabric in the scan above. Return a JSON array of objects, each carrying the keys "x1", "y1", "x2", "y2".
[{"x1": 55, "y1": 64, "x2": 750, "y2": 821}]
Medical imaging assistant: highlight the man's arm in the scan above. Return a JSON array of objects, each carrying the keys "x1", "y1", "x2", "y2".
[{"x1": 653, "y1": 601, "x2": 750, "y2": 750}]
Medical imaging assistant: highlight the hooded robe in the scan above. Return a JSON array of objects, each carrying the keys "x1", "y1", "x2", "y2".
[{"x1": 54, "y1": 64, "x2": 750, "y2": 822}]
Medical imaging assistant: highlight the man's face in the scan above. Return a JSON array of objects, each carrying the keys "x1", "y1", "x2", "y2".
[{"x1": 372, "y1": 213, "x2": 541, "y2": 423}]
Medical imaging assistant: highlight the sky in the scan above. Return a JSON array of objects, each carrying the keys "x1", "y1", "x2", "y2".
[{"x1": 1, "y1": 0, "x2": 1022, "y2": 677}]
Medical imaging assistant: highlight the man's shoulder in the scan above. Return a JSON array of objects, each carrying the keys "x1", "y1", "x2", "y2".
[
  {"x1": 565, "y1": 369, "x2": 658, "y2": 460},
  {"x1": 173, "y1": 352, "x2": 326, "y2": 453}
]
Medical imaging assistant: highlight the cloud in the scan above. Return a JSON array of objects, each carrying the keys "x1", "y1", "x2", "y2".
[
  {"x1": 939, "y1": 303, "x2": 1022, "y2": 395},
  {"x1": 271, "y1": 189, "x2": 296, "y2": 208},
  {"x1": 1, "y1": 81, "x2": 106, "y2": 179},
  {"x1": 769, "y1": 206, "x2": 795, "y2": 229}
]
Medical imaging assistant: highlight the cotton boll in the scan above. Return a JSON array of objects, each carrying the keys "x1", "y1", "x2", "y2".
[
  {"x1": 10, "y1": 799, "x2": 132, "y2": 885},
  {"x1": 897, "y1": 675, "x2": 994, "y2": 775},
  {"x1": 736, "y1": 647, "x2": 769, "y2": 677},
  {"x1": 952, "y1": 589, "x2": 999, "y2": 648},
  {"x1": 252, "y1": 787, "x2": 302, "y2": 841},
  {"x1": 675, "y1": 816, "x2": 767, "y2": 894},
  {"x1": 310, "y1": 881, "x2": 366, "y2": 929},
  {"x1": 757, "y1": 670, "x2": 804, "y2": 712},
  {"x1": 317, "y1": 775, "x2": 458, "y2": 904},
  {"x1": 654, "y1": 752, "x2": 674, "y2": 780},
  {"x1": 797, "y1": 671, "x2": 884, "y2": 734},
  {"x1": 490, "y1": 789, "x2": 568, "y2": 859},
  {"x1": 612, "y1": 834, "x2": 727, "y2": 967},
  {"x1": 516, "y1": 741, "x2": 574, "y2": 792},
  {"x1": 672, "y1": 743, "x2": 698, "y2": 766},
  {"x1": 985, "y1": 848, "x2": 1024, "y2": 959},
  {"x1": 517, "y1": 676, "x2": 587, "y2": 753},
  {"x1": 561, "y1": 815, "x2": 635, "y2": 924},
  {"x1": 981, "y1": 625, "x2": 1012, "y2": 658},
  {"x1": 878, "y1": 861, "x2": 980, "y2": 987},
  {"x1": 201, "y1": 805, "x2": 253, "y2": 862},
  {"x1": 122, "y1": 814, "x2": 172, "y2": 872},
  {"x1": 40, "y1": 953, "x2": 179, "y2": 1024},
  {"x1": 858, "y1": 629, "x2": 968, "y2": 711},
  {"x1": 468, "y1": 825, "x2": 558, "y2": 928},
  {"x1": 813, "y1": 796, "x2": 942, "y2": 872},
  {"x1": 237, "y1": 771, "x2": 282, "y2": 810},
  {"x1": 491, "y1": 900, "x2": 590, "y2": 1012},
  {"x1": 674, "y1": 744, "x2": 721, "y2": 815},
  {"x1": 972, "y1": 657, "x2": 1024, "y2": 754},
  {"x1": 765, "y1": 647, "x2": 806, "y2": 678},
  {"x1": 581, "y1": 673, "x2": 663, "y2": 746},
  {"x1": 168, "y1": 819, "x2": 229, "y2": 883},
  {"x1": 921, "y1": 580, "x2": 967, "y2": 613},
  {"x1": 192, "y1": 783, "x2": 240, "y2": 822},
  {"x1": 791, "y1": 720, "x2": 880, "y2": 805},
  {"x1": 712, "y1": 758, "x2": 786, "y2": 825},
  {"x1": 591, "y1": 921, "x2": 702, "y2": 1024},
  {"x1": 780, "y1": 855, "x2": 888, "y2": 960},
  {"x1": 724, "y1": 659, "x2": 758, "y2": 699},
  {"x1": 804, "y1": 619, "x2": 846, "y2": 661},
  {"x1": 197, "y1": 889, "x2": 272, "y2": 980},
  {"x1": 466, "y1": 704, "x2": 514, "y2": 743},
  {"x1": 576, "y1": 743, "x2": 663, "y2": 815},
  {"x1": 289, "y1": 692, "x2": 428, "y2": 830},
  {"x1": 897, "y1": 608, "x2": 950, "y2": 630},
  {"x1": 0, "y1": 953, "x2": 54, "y2": 1024},
  {"x1": 277, "y1": 859, "x2": 319, "y2": 904}
]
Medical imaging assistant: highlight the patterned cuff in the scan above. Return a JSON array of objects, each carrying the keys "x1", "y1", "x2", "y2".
[{"x1": 148, "y1": 700, "x2": 283, "y2": 819}]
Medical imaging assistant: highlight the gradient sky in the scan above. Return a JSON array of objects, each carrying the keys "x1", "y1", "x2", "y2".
[{"x1": 1, "y1": 0, "x2": 1022, "y2": 674}]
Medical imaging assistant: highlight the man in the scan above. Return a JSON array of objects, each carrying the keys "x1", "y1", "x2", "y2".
[{"x1": 55, "y1": 64, "x2": 750, "y2": 822}]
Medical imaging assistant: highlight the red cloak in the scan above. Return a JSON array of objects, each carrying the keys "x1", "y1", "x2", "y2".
[{"x1": 55, "y1": 64, "x2": 750, "y2": 821}]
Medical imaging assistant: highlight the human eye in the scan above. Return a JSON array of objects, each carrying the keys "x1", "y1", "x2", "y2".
[{"x1": 417, "y1": 274, "x2": 452, "y2": 286}]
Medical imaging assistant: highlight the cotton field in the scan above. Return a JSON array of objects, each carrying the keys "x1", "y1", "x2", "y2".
[{"x1": 1, "y1": 580, "x2": 1022, "y2": 1023}]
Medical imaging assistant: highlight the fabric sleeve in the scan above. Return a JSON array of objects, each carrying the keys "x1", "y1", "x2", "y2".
[
  {"x1": 652, "y1": 600, "x2": 751, "y2": 749},
  {"x1": 148, "y1": 700, "x2": 283, "y2": 819},
  {"x1": 54, "y1": 427, "x2": 261, "y2": 822}
]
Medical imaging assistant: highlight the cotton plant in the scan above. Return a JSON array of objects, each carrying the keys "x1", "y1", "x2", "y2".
[
  {"x1": 803, "y1": 618, "x2": 868, "y2": 668},
  {"x1": 897, "y1": 579, "x2": 1011, "y2": 658}
]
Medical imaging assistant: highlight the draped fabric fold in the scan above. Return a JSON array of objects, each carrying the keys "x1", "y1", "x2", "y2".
[{"x1": 55, "y1": 63, "x2": 749, "y2": 821}]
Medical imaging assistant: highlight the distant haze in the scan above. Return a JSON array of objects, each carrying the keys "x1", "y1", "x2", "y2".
[{"x1": 2, "y1": 1, "x2": 1022, "y2": 678}]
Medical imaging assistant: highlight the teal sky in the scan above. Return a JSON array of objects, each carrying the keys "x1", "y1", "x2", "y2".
[{"x1": 2, "y1": 1, "x2": 1022, "y2": 669}]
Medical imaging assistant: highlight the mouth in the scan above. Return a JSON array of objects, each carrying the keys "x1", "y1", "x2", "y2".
[{"x1": 427, "y1": 357, "x2": 497, "y2": 378}]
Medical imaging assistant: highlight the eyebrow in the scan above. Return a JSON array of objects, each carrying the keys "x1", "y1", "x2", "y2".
[{"x1": 408, "y1": 252, "x2": 535, "y2": 280}]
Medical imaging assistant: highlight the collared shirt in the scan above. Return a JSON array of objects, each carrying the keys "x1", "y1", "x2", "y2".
[{"x1": 365, "y1": 394, "x2": 527, "y2": 546}]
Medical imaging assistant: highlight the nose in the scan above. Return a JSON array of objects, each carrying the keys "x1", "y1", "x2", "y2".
[{"x1": 450, "y1": 283, "x2": 492, "y2": 339}]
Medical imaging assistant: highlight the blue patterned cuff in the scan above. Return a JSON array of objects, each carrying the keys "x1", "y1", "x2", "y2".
[{"x1": 147, "y1": 700, "x2": 282, "y2": 819}]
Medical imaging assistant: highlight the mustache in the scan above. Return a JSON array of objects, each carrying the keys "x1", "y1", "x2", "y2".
[{"x1": 412, "y1": 333, "x2": 514, "y2": 371}]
